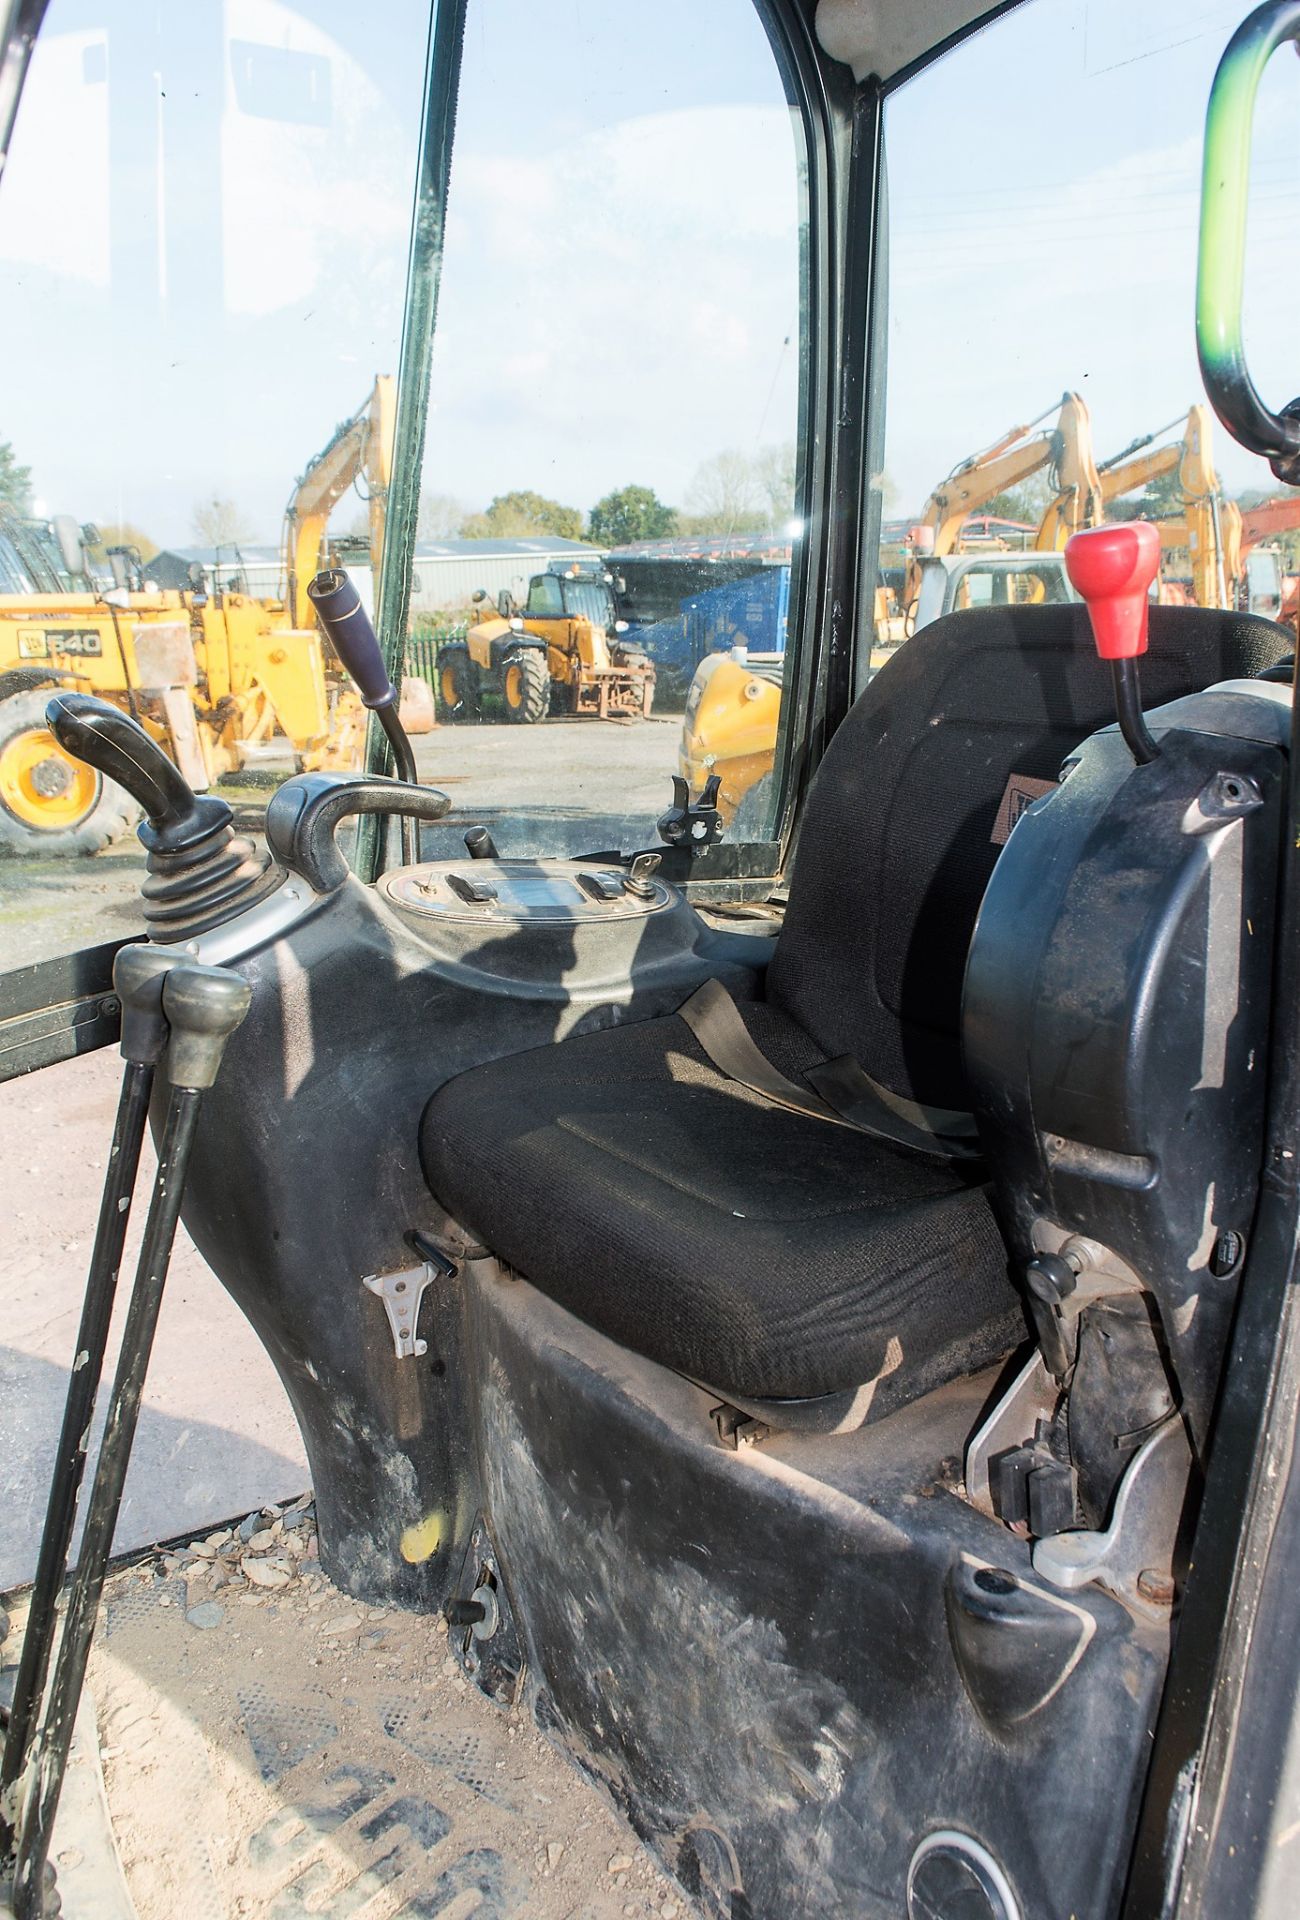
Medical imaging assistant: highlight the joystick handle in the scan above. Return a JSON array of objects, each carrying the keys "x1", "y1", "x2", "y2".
[
  {"x1": 307, "y1": 568, "x2": 397, "y2": 711},
  {"x1": 1064, "y1": 521, "x2": 1161, "y2": 661},
  {"x1": 45, "y1": 693, "x2": 230, "y2": 852}
]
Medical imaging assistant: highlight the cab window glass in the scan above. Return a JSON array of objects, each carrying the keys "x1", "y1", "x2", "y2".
[
  {"x1": 0, "y1": 2, "x2": 425, "y2": 974},
  {"x1": 408, "y1": 0, "x2": 806, "y2": 856},
  {"x1": 525, "y1": 576, "x2": 564, "y2": 617},
  {"x1": 877, "y1": 0, "x2": 1300, "y2": 668}
]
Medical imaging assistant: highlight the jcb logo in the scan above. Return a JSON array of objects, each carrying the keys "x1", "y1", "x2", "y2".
[{"x1": 17, "y1": 625, "x2": 102, "y2": 658}]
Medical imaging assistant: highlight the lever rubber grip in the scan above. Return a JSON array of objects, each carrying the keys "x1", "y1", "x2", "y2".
[
  {"x1": 307, "y1": 569, "x2": 397, "y2": 709},
  {"x1": 45, "y1": 693, "x2": 232, "y2": 852},
  {"x1": 1064, "y1": 522, "x2": 1162, "y2": 660},
  {"x1": 264, "y1": 771, "x2": 452, "y2": 893}
]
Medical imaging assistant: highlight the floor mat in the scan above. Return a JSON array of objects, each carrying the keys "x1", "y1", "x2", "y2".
[{"x1": 82, "y1": 1526, "x2": 696, "y2": 1920}]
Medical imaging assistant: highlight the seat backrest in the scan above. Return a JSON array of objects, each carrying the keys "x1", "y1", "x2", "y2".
[{"x1": 765, "y1": 602, "x2": 1290, "y2": 1114}]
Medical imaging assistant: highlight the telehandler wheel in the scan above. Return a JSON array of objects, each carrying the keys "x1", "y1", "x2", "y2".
[
  {"x1": 437, "y1": 646, "x2": 480, "y2": 720},
  {"x1": 500, "y1": 647, "x2": 549, "y2": 724},
  {"x1": 0, "y1": 689, "x2": 142, "y2": 856}
]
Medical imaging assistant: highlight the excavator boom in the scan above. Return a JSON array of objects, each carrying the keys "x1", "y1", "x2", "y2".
[
  {"x1": 1239, "y1": 492, "x2": 1300, "y2": 553},
  {"x1": 907, "y1": 392, "x2": 1098, "y2": 602},
  {"x1": 285, "y1": 375, "x2": 396, "y2": 626}
]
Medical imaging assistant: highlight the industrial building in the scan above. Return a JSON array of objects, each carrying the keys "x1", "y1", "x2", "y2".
[{"x1": 143, "y1": 537, "x2": 601, "y2": 616}]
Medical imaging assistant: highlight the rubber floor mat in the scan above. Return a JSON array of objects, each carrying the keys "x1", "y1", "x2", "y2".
[{"x1": 87, "y1": 1556, "x2": 698, "y2": 1920}]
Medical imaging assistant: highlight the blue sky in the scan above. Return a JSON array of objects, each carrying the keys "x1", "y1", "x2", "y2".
[
  {"x1": 883, "y1": 0, "x2": 1300, "y2": 503},
  {"x1": 1, "y1": 0, "x2": 1297, "y2": 550}
]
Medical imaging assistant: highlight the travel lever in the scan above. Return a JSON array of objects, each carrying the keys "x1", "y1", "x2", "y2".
[{"x1": 1065, "y1": 521, "x2": 1162, "y2": 766}]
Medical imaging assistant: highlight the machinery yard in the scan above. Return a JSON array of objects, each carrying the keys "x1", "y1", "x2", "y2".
[{"x1": 0, "y1": 717, "x2": 680, "y2": 974}]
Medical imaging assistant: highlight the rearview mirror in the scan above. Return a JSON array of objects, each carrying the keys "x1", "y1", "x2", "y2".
[
  {"x1": 497, "y1": 589, "x2": 515, "y2": 618},
  {"x1": 52, "y1": 513, "x2": 85, "y2": 579}
]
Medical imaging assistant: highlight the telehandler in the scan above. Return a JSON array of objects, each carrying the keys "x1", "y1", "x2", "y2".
[
  {"x1": 437, "y1": 562, "x2": 655, "y2": 722},
  {"x1": 7, "y1": 5, "x2": 1300, "y2": 1920},
  {"x1": 0, "y1": 379, "x2": 394, "y2": 856}
]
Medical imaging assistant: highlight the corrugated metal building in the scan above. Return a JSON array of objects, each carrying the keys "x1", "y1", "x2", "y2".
[
  {"x1": 404, "y1": 538, "x2": 601, "y2": 613},
  {"x1": 143, "y1": 537, "x2": 601, "y2": 617}
]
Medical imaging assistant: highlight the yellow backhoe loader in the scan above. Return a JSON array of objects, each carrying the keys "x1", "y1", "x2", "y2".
[{"x1": 0, "y1": 378, "x2": 394, "y2": 856}]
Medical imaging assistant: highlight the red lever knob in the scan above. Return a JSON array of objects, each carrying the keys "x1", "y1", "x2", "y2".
[{"x1": 1065, "y1": 521, "x2": 1161, "y2": 661}]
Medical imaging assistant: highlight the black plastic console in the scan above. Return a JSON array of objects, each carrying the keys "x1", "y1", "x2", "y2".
[
  {"x1": 172, "y1": 859, "x2": 770, "y2": 1606},
  {"x1": 965, "y1": 679, "x2": 1290, "y2": 1451}
]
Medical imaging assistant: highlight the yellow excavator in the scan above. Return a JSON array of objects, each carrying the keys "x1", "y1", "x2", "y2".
[
  {"x1": 285, "y1": 377, "x2": 394, "y2": 630},
  {"x1": 1088, "y1": 402, "x2": 1240, "y2": 610},
  {"x1": 906, "y1": 390, "x2": 1101, "y2": 595},
  {"x1": 0, "y1": 378, "x2": 394, "y2": 855},
  {"x1": 684, "y1": 393, "x2": 1103, "y2": 830}
]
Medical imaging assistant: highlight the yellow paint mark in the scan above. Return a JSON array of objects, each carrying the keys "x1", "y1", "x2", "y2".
[{"x1": 399, "y1": 1514, "x2": 442, "y2": 1564}]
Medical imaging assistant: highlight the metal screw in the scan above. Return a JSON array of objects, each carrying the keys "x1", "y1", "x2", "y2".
[{"x1": 1137, "y1": 1568, "x2": 1176, "y2": 1606}]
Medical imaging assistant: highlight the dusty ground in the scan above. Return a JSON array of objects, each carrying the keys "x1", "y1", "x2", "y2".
[
  {"x1": 2, "y1": 1502, "x2": 697, "y2": 1920},
  {"x1": 1, "y1": 714, "x2": 702, "y2": 1915}
]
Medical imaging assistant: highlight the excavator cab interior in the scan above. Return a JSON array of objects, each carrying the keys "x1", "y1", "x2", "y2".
[{"x1": 6, "y1": 4, "x2": 1300, "y2": 1919}]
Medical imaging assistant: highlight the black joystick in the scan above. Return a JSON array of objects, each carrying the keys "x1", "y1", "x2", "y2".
[
  {"x1": 308, "y1": 568, "x2": 420, "y2": 864},
  {"x1": 45, "y1": 695, "x2": 280, "y2": 941}
]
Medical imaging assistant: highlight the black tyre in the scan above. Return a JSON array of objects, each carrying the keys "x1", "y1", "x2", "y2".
[
  {"x1": 0, "y1": 689, "x2": 142, "y2": 856},
  {"x1": 437, "y1": 646, "x2": 479, "y2": 720},
  {"x1": 500, "y1": 647, "x2": 549, "y2": 724},
  {"x1": 0, "y1": 668, "x2": 62, "y2": 702}
]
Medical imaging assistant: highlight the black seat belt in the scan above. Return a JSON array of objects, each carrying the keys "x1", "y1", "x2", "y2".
[{"x1": 676, "y1": 978, "x2": 980, "y2": 1161}]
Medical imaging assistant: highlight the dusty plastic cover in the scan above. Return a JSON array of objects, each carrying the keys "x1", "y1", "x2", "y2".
[{"x1": 815, "y1": 0, "x2": 1014, "y2": 82}]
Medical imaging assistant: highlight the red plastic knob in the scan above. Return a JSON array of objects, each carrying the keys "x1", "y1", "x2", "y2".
[{"x1": 1065, "y1": 521, "x2": 1161, "y2": 661}]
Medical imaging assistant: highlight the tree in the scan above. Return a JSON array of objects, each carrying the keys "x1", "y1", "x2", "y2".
[
  {"x1": 0, "y1": 437, "x2": 31, "y2": 512},
  {"x1": 587, "y1": 484, "x2": 677, "y2": 547},
  {"x1": 90, "y1": 521, "x2": 159, "y2": 563},
  {"x1": 459, "y1": 490, "x2": 584, "y2": 541},
  {"x1": 417, "y1": 491, "x2": 468, "y2": 541},
  {"x1": 982, "y1": 475, "x2": 1052, "y2": 526},
  {"x1": 192, "y1": 495, "x2": 255, "y2": 548},
  {"x1": 1130, "y1": 470, "x2": 1183, "y2": 520},
  {"x1": 754, "y1": 442, "x2": 797, "y2": 525},
  {"x1": 682, "y1": 450, "x2": 764, "y2": 536}
]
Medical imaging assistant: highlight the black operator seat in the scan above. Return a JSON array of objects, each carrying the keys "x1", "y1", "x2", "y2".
[{"x1": 420, "y1": 604, "x2": 1289, "y2": 1421}]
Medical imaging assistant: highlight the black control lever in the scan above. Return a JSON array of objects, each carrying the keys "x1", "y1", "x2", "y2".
[
  {"x1": 308, "y1": 569, "x2": 420, "y2": 866},
  {"x1": 265, "y1": 771, "x2": 452, "y2": 894},
  {"x1": 464, "y1": 825, "x2": 499, "y2": 860},
  {"x1": 45, "y1": 694, "x2": 280, "y2": 939},
  {"x1": 46, "y1": 692, "x2": 229, "y2": 851},
  {"x1": 657, "y1": 773, "x2": 723, "y2": 853}
]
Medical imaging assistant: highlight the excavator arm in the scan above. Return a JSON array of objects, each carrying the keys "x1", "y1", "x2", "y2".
[
  {"x1": 906, "y1": 392, "x2": 1098, "y2": 603},
  {"x1": 284, "y1": 375, "x2": 396, "y2": 626},
  {"x1": 1239, "y1": 491, "x2": 1300, "y2": 554}
]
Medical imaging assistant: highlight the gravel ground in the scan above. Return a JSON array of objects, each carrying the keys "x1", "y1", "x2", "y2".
[{"x1": 0, "y1": 716, "x2": 681, "y2": 974}]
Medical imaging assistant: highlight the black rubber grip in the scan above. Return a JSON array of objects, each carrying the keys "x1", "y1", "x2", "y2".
[
  {"x1": 264, "y1": 772, "x2": 452, "y2": 893},
  {"x1": 44, "y1": 693, "x2": 231, "y2": 852}
]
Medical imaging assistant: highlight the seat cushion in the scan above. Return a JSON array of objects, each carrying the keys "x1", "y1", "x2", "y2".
[{"x1": 420, "y1": 1000, "x2": 1025, "y2": 1409}]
